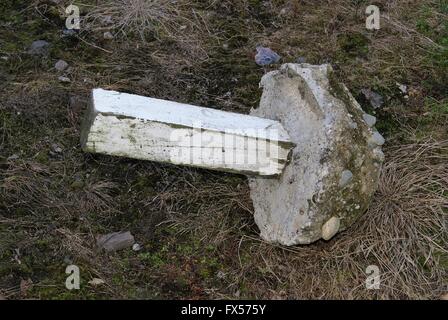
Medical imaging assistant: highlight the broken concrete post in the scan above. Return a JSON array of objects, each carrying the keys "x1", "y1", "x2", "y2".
[
  {"x1": 249, "y1": 63, "x2": 384, "y2": 245},
  {"x1": 81, "y1": 89, "x2": 294, "y2": 176},
  {"x1": 81, "y1": 63, "x2": 383, "y2": 246}
]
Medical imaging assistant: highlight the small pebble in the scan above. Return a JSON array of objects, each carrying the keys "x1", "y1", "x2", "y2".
[
  {"x1": 255, "y1": 46, "x2": 281, "y2": 66},
  {"x1": 55, "y1": 59, "x2": 68, "y2": 72},
  {"x1": 132, "y1": 243, "x2": 142, "y2": 251},
  {"x1": 321, "y1": 217, "x2": 340, "y2": 241}
]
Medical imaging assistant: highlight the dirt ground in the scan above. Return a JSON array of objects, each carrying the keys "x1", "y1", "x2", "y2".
[{"x1": 0, "y1": 0, "x2": 447, "y2": 299}]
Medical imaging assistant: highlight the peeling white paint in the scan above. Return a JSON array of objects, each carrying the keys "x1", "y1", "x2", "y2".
[{"x1": 82, "y1": 89, "x2": 294, "y2": 176}]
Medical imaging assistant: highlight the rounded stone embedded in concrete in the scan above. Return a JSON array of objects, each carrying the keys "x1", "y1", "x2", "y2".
[
  {"x1": 339, "y1": 170, "x2": 353, "y2": 188},
  {"x1": 322, "y1": 217, "x2": 341, "y2": 240},
  {"x1": 363, "y1": 113, "x2": 377, "y2": 127}
]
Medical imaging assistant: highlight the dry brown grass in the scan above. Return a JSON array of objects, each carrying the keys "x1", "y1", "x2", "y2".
[
  {"x1": 84, "y1": 0, "x2": 189, "y2": 38},
  {"x1": 167, "y1": 139, "x2": 448, "y2": 299},
  {"x1": 83, "y1": 0, "x2": 209, "y2": 60}
]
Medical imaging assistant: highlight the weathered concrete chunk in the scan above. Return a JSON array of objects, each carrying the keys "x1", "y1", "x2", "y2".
[
  {"x1": 97, "y1": 231, "x2": 135, "y2": 252},
  {"x1": 249, "y1": 63, "x2": 383, "y2": 245}
]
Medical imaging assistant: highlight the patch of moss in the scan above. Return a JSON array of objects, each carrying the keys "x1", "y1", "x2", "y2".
[
  {"x1": 35, "y1": 150, "x2": 49, "y2": 164},
  {"x1": 139, "y1": 252, "x2": 166, "y2": 268},
  {"x1": 337, "y1": 33, "x2": 370, "y2": 58}
]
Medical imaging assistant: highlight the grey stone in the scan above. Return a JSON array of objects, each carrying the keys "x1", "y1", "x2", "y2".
[
  {"x1": 249, "y1": 63, "x2": 383, "y2": 245},
  {"x1": 97, "y1": 231, "x2": 135, "y2": 252},
  {"x1": 369, "y1": 131, "x2": 385, "y2": 146},
  {"x1": 28, "y1": 40, "x2": 50, "y2": 55},
  {"x1": 255, "y1": 46, "x2": 281, "y2": 66},
  {"x1": 55, "y1": 59, "x2": 68, "y2": 71},
  {"x1": 339, "y1": 170, "x2": 353, "y2": 187},
  {"x1": 362, "y1": 113, "x2": 376, "y2": 127}
]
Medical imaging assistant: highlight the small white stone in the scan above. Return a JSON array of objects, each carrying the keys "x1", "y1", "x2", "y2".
[
  {"x1": 396, "y1": 82, "x2": 407, "y2": 94},
  {"x1": 132, "y1": 243, "x2": 142, "y2": 251},
  {"x1": 321, "y1": 217, "x2": 341, "y2": 241}
]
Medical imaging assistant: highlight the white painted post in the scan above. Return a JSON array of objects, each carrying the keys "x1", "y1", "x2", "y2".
[{"x1": 81, "y1": 89, "x2": 294, "y2": 176}]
